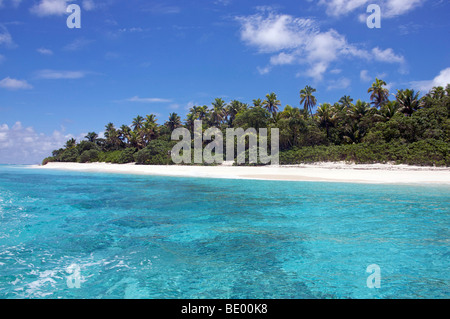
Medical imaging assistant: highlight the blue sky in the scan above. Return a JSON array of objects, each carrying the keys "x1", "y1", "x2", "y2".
[{"x1": 0, "y1": 0, "x2": 449, "y2": 164}]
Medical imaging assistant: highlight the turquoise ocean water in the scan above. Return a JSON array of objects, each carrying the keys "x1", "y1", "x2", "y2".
[{"x1": 0, "y1": 165, "x2": 449, "y2": 299}]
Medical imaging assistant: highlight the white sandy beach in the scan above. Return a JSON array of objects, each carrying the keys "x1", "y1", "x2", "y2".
[{"x1": 33, "y1": 162, "x2": 450, "y2": 185}]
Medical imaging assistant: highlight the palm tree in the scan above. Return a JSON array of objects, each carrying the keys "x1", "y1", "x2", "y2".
[
  {"x1": 167, "y1": 113, "x2": 181, "y2": 131},
  {"x1": 145, "y1": 114, "x2": 158, "y2": 125},
  {"x1": 190, "y1": 105, "x2": 200, "y2": 116},
  {"x1": 104, "y1": 123, "x2": 115, "y2": 139},
  {"x1": 197, "y1": 105, "x2": 209, "y2": 121},
  {"x1": 281, "y1": 105, "x2": 294, "y2": 119},
  {"x1": 339, "y1": 95, "x2": 354, "y2": 108},
  {"x1": 211, "y1": 98, "x2": 226, "y2": 126},
  {"x1": 185, "y1": 113, "x2": 196, "y2": 132},
  {"x1": 348, "y1": 100, "x2": 371, "y2": 121},
  {"x1": 187, "y1": 106, "x2": 199, "y2": 119},
  {"x1": 104, "y1": 123, "x2": 122, "y2": 150},
  {"x1": 429, "y1": 86, "x2": 445, "y2": 100},
  {"x1": 262, "y1": 92, "x2": 281, "y2": 117},
  {"x1": 345, "y1": 100, "x2": 376, "y2": 142},
  {"x1": 422, "y1": 86, "x2": 446, "y2": 108},
  {"x1": 85, "y1": 132, "x2": 98, "y2": 143},
  {"x1": 225, "y1": 100, "x2": 247, "y2": 126},
  {"x1": 129, "y1": 130, "x2": 144, "y2": 149},
  {"x1": 317, "y1": 103, "x2": 336, "y2": 138},
  {"x1": 119, "y1": 125, "x2": 131, "y2": 145},
  {"x1": 331, "y1": 102, "x2": 346, "y2": 115},
  {"x1": 396, "y1": 89, "x2": 421, "y2": 116},
  {"x1": 142, "y1": 114, "x2": 158, "y2": 144},
  {"x1": 132, "y1": 116, "x2": 144, "y2": 132},
  {"x1": 300, "y1": 85, "x2": 317, "y2": 116},
  {"x1": 65, "y1": 138, "x2": 76, "y2": 149},
  {"x1": 272, "y1": 112, "x2": 283, "y2": 124},
  {"x1": 110, "y1": 129, "x2": 123, "y2": 150},
  {"x1": 375, "y1": 101, "x2": 399, "y2": 121},
  {"x1": 329, "y1": 103, "x2": 347, "y2": 132},
  {"x1": 343, "y1": 122, "x2": 361, "y2": 144},
  {"x1": 286, "y1": 107, "x2": 305, "y2": 147},
  {"x1": 252, "y1": 98, "x2": 263, "y2": 108},
  {"x1": 368, "y1": 78, "x2": 389, "y2": 108}
]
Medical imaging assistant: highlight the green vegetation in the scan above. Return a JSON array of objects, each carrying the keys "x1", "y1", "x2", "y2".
[{"x1": 43, "y1": 80, "x2": 450, "y2": 167}]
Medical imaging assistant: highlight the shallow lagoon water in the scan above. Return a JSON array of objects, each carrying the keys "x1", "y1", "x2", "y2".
[{"x1": 0, "y1": 165, "x2": 449, "y2": 299}]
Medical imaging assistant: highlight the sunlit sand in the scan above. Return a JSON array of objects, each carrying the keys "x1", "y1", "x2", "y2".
[{"x1": 34, "y1": 162, "x2": 450, "y2": 185}]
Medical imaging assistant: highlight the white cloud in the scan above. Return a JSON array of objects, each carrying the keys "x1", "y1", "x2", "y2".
[
  {"x1": 30, "y1": 0, "x2": 70, "y2": 16},
  {"x1": 385, "y1": 82, "x2": 394, "y2": 91},
  {"x1": 63, "y1": 37, "x2": 93, "y2": 51},
  {"x1": 270, "y1": 52, "x2": 296, "y2": 65},
  {"x1": 143, "y1": 3, "x2": 181, "y2": 15},
  {"x1": 105, "y1": 51, "x2": 120, "y2": 60},
  {"x1": 302, "y1": 62, "x2": 328, "y2": 81},
  {"x1": 82, "y1": 0, "x2": 95, "y2": 11},
  {"x1": 36, "y1": 0, "x2": 95, "y2": 12},
  {"x1": 0, "y1": 25, "x2": 14, "y2": 47},
  {"x1": 319, "y1": 0, "x2": 426, "y2": 18},
  {"x1": 127, "y1": 96, "x2": 172, "y2": 103},
  {"x1": 384, "y1": 0, "x2": 425, "y2": 18},
  {"x1": 319, "y1": 0, "x2": 369, "y2": 17},
  {"x1": 0, "y1": 77, "x2": 33, "y2": 90},
  {"x1": 237, "y1": 11, "x2": 315, "y2": 53},
  {"x1": 118, "y1": 27, "x2": 145, "y2": 33},
  {"x1": 327, "y1": 77, "x2": 351, "y2": 90},
  {"x1": 0, "y1": 122, "x2": 73, "y2": 164},
  {"x1": 168, "y1": 103, "x2": 180, "y2": 110},
  {"x1": 411, "y1": 67, "x2": 450, "y2": 92},
  {"x1": 214, "y1": 0, "x2": 232, "y2": 6},
  {"x1": 372, "y1": 47, "x2": 407, "y2": 74},
  {"x1": 237, "y1": 9, "x2": 402, "y2": 81},
  {"x1": 257, "y1": 66, "x2": 271, "y2": 75},
  {"x1": 360, "y1": 69, "x2": 371, "y2": 82},
  {"x1": 0, "y1": 0, "x2": 22, "y2": 8},
  {"x1": 37, "y1": 47, "x2": 53, "y2": 55},
  {"x1": 36, "y1": 69, "x2": 86, "y2": 79},
  {"x1": 185, "y1": 101, "x2": 198, "y2": 110},
  {"x1": 304, "y1": 30, "x2": 349, "y2": 80},
  {"x1": 372, "y1": 47, "x2": 405, "y2": 64}
]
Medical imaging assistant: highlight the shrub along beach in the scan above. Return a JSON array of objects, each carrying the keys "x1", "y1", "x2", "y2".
[{"x1": 43, "y1": 80, "x2": 450, "y2": 168}]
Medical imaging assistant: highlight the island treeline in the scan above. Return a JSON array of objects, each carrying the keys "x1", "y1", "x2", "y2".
[{"x1": 43, "y1": 79, "x2": 450, "y2": 167}]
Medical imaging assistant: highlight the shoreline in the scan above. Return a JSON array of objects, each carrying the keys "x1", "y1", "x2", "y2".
[{"x1": 30, "y1": 162, "x2": 450, "y2": 185}]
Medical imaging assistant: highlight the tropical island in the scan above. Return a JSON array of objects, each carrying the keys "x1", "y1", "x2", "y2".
[{"x1": 43, "y1": 80, "x2": 450, "y2": 167}]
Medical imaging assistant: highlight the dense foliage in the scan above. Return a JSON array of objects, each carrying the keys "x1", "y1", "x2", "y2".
[{"x1": 43, "y1": 80, "x2": 450, "y2": 167}]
